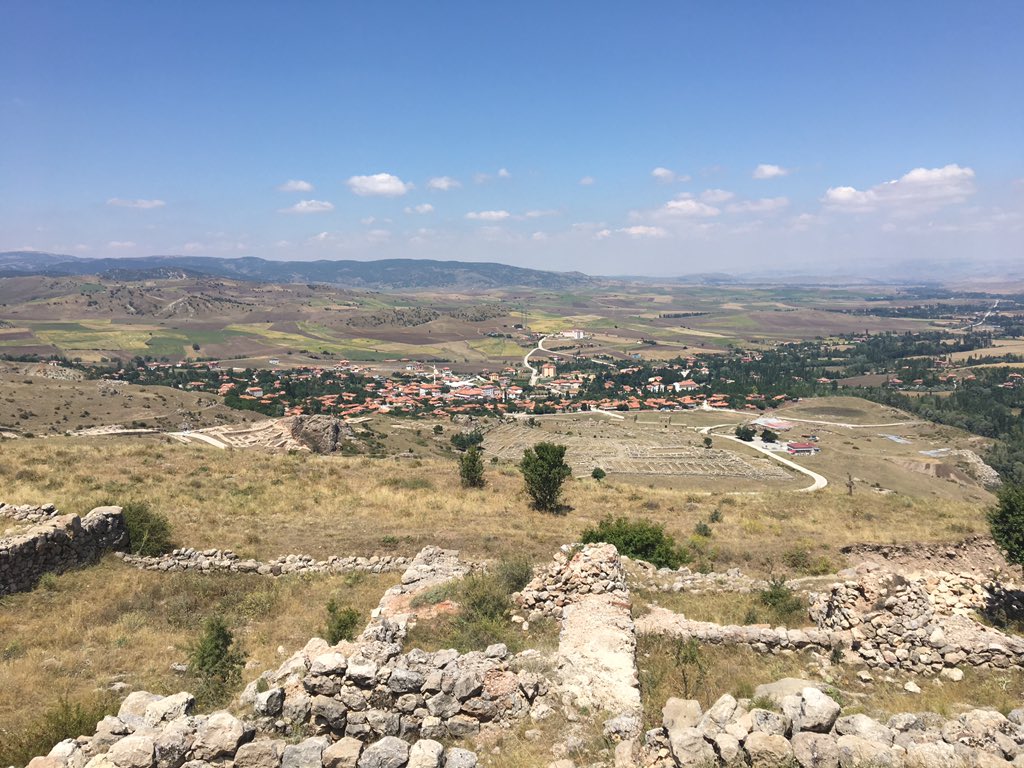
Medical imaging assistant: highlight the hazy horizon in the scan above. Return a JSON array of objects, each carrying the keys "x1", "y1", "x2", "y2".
[{"x1": 3, "y1": 3, "x2": 1022, "y2": 276}]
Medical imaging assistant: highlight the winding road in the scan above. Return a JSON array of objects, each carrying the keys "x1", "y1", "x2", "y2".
[
  {"x1": 698, "y1": 423, "x2": 828, "y2": 493},
  {"x1": 523, "y1": 334, "x2": 553, "y2": 386}
]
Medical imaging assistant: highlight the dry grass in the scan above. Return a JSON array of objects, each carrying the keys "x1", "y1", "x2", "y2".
[
  {"x1": 636, "y1": 637, "x2": 1024, "y2": 733},
  {"x1": 0, "y1": 558, "x2": 396, "y2": 761},
  {"x1": 634, "y1": 588, "x2": 811, "y2": 627},
  {"x1": 0, "y1": 436, "x2": 990, "y2": 571}
]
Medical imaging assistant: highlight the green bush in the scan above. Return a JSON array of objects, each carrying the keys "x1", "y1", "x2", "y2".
[
  {"x1": 495, "y1": 555, "x2": 533, "y2": 593},
  {"x1": 693, "y1": 521, "x2": 713, "y2": 538},
  {"x1": 758, "y1": 579, "x2": 807, "y2": 626},
  {"x1": 325, "y1": 600, "x2": 362, "y2": 644},
  {"x1": 450, "y1": 429, "x2": 484, "y2": 452},
  {"x1": 188, "y1": 615, "x2": 245, "y2": 706},
  {"x1": 119, "y1": 500, "x2": 175, "y2": 556},
  {"x1": 0, "y1": 693, "x2": 116, "y2": 767},
  {"x1": 458, "y1": 446, "x2": 485, "y2": 488},
  {"x1": 591, "y1": 467, "x2": 606, "y2": 481},
  {"x1": 581, "y1": 516, "x2": 689, "y2": 569},
  {"x1": 519, "y1": 442, "x2": 572, "y2": 512},
  {"x1": 989, "y1": 483, "x2": 1024, "y2": 571},
  {"x1": 735, "y1": 425, "x2": 756, "y2": 441}
]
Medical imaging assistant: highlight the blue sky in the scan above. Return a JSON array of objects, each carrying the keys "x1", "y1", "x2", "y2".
[{"x1": 2, "y1": 1, "x2": 1022, "y2": 276}]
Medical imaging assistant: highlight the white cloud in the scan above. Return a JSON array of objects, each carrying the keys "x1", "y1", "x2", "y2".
[
  {"x1": 753, "y1": 164, "x2": 790, "y2": 179},
  {"x1": 279, "y1": 199, "x2": 334, "y2": 214},
  {"x1": 473, "y1": 169, "x2": 511, "y2": 184},
  {"x1": 466, "y1": 210, "x2": 511, "y2": 221},
  {"x1": 427, "y1": 176, "x2": 461, "y2": 191},
  {"x1": 404, "y1": 203, "x2": 434, "y2": 215},
  {"x1": 311, "y1": 231, "x2": 333, "y2": 242},
  {"x1": 727, "y1": 197, "x2": 790, "y2": 213},
  {"x1": 652, "y1": 167, "x2": 689, "y2": 183},
  {"x1": 662, "y1": 197, "x2": 721, "y2": 217},
  {"x1": 367, "y1": 229, "x2": 391, "y2": 242},
  {"x1": 595, "y1": 226, "x2": 668, "y2": 240},
  {"x1": 579, "y1": 176, "x2": 596, "y2": 186},
  {"x1": 620, "y1": 225, "x2": 668, "y2": 238},
  {"x1": 701, "y1": 189, "x2": 734, "y2": 203},
  {"x1": 277, "y1": 179, "x2": 313, "y2": 192},
  {"x1": 823, "y1": 164, "x2": 976, "y2": 213},
  {"x1": 107, "y1": 198, "x2": 165, "y2": 209},
  {"x1": 347, "y1": 173, "x2": 413, "y2": 197},
  {"x1": 525, "y1": 209, "x2": 558, "y2": 219},
  {"x1": 107, "y1": 240, "x2": 136, "y2": 248}
]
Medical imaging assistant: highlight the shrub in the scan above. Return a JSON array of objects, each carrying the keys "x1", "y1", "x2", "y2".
[
  {"x1": 519, "y1": 442, "x2": 572, "y2": 512},
  {"x1": 989, "y1": 483, "x2": 1024, "y2": 573},
  {"x1": 0, "y1": 693, "x2": 116, "y2": 768},
  {"x1": 450, "y1": 429, "x2": 484, "y2": 452},
  {"x1": 758, "y1": 579, "x2": 806, "y2": 626},
  {"x1": 761, "y1": 428, "x2": 778, "y2": 443},
  {"x1": 709, "y1": 508, "x2": 723, "y2": 524},
  {"x1": 693, "y1": 521, "x2": 713, "y2": 538},
  {"x1": 591, "y1": 467, "x2": 606, "y2": 481},
  {"x1": 458, "y1": 446, "x2": 485, "y2": 488},
  {"x1": 324, "y1": 599, "x2": 361, "y2": 644},
  {"x1": 188, "y1": 615, "x2": 245, "y2": 706},
  {"x1": 120, "y1": 500, "x2": 175, "y2": 556},
  {"x1": 702, "y1": 436, "x2": 713, "y2": 448},
  {"x1": 495, "y1": 555, "x2": 533, "y2": 593},
  {"x1": 581, "y1": 516, "x2": 689, "y2": 569}
]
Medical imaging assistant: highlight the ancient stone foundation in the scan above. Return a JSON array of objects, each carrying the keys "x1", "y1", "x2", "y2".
[{"x1": 0, "y1": 505, "x2": 128, "y2": 596}]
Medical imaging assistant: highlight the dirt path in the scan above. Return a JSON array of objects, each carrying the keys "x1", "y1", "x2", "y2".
[{"x1": 523, "y1": 334, "x2": 552, "y2": 386}]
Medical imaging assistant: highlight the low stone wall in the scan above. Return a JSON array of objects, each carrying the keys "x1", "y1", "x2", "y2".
[
  {"x1": 241, "y1": 634, "x2": 546, "y2": 745},
  {"x1": 639, "y1": 685, "x2": 1024, "y2": 768},
  {"x1": 0, "y1": 501, "x2": 61, "y2": 524},
  {"x1": 515, "y1": 542, "x2": 629, "y2": 620},
  {"x1": 810, "y1": 565, "x2": 1024, "y2": 674},
  {"x1": 28, "y1": 690, "x2": 480, "y2": 768},
  {"x1": 118, "y1": 548, "x2": 410, "y2": 576},
  {"x1": 0, "y1": 506, "x2": 128, "y2": 596}
]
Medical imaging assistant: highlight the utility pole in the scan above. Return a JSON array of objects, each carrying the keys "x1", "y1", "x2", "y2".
[{"x1": 846, "y1": 473, "x2": 855, "y2": 496}]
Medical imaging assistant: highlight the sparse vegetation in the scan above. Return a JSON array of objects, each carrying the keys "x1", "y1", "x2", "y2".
[
  {"x1": 735, "y1": 425, "x2": 756, "y2": 441},
  {"x1": 188, "y1": 615, "x2": 246, "y2": 706},
  {"x1": 0, "y1": 693, "x2": 116, "y2": 768},
  {"x1": 324, "y1": 599, "x2": 362, "y2": 644},
  {"x1": 581, "y1": 516, "x2": 689, "y2": 569}
]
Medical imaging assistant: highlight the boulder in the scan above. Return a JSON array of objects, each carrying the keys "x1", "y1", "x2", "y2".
[
  {"x1": 699, "y1": 694, "x2": 738, "y2": 738},
  {"x1": 254, "y1": 688, "x2": 285, "y2": 717},
  {"x1": 837, "y1": 735, "x2": 903, "y2": 768},
  {"x1": 357, "y1": 737, "x2": 409, "y2": 768},
  {"x1": 663, "y1": 698, "x2": 703, "y2": 730},
  {"x1": 445, "y1": 748, "x2": 478, "y2": 768},
  {"x1": 750, "y1": 709, "x2": 791, "y2": 737},
  {"x1": 191, "y1": 711, "x2": 252, "y2": 761},
  {"x1": 234, "y1": 740, "x2": 285, "y2": 768},
  {"x1": 282, "y1": 737, "x2": 329, "y2": 768},
  {"x1": 792, "y1": 732, "x2": 840, "y2": 768},
  {"x1": 107, "y1": 736, "x2": 155, "y2": 768},
  {"x1": 754, "y1": 679, "x2": 820, "y2": 706},
  {"x1": 905, "y1": 741, "x2": 959, "y2": 768},
  {"x1": 407, "y1": 740, "x2": 444, "y2": 768},
  {"x1": 152, "y1": 717, "x2": 195, "y2": 768},
  {"x1": 144, "y1": 693, "x2": 195, "y2": 727},
  {"x1": 834, "y1": 714, "x2": 894, "y2": 746},
  {"x1": 667, "y1": 726, "x2": 717, "y2": 766},
  {"x1": 795, "y1": 688, "x2": 841, "y2": 734},
  {"x1": 744, "y1": 731, "x2": 795, "y2": 768},
  {"x1": 322, "y1": 738, "x2": 363, "y2": 768},
  {"x1": 118, "y1": 693, "x2": 164, "y2": 730}
]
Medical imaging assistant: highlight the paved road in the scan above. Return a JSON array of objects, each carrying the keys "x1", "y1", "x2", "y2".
[
  {"x1": 523, "y1": 334, "x2": 552, "y2": 386},
  {"x1": 699, "y1": 424, "x2": 828, "y2": 492}
]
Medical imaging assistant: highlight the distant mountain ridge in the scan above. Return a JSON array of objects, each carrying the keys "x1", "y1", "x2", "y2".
[{"x1": 0, "y1": 252, "x2": 593, "y2": 290}]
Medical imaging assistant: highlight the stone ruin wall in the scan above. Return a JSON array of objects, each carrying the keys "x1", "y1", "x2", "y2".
[{"x1": 0, "y1": 502, "x2": 128, "y2": 596}]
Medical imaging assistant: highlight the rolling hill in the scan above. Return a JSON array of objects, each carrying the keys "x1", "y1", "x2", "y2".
[{"x1": 0, "y1": 252, "x2": 592, "y2": 290}]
